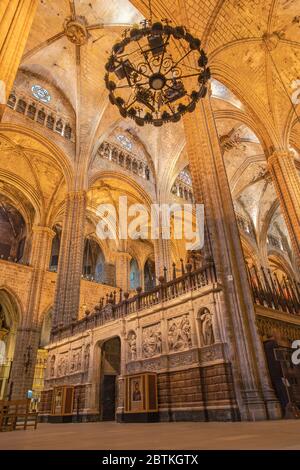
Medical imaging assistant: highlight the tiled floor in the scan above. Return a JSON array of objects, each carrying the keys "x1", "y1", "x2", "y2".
[{"x1": 0, "y1": 420, "x2": 300, "y2": 449}]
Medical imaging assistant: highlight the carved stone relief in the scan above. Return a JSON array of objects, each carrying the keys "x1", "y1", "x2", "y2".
[
  {"x1": 57, "y1": 354, "x2": 68, "y2": 377},
  {"x1": 70, "y1": 347, "x2": 82, "y2": 373},
  {"x1": 168, "y1": 314, "x2": 192, "y2": 352},
  {"x1": 142, "y1": 323, "x2": 162, "y2": 358}
]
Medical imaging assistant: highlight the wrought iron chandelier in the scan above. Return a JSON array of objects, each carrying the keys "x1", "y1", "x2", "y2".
[{"x1": 104, "y1": 11, "x2": 210, "y2": 127}]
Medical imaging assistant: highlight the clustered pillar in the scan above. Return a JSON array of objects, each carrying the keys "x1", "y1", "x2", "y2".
[
  {"x1": 52, "y1": 191, "x2": 87, "y2": 328},
  {"x1": 183, "y1": 96, "x2": 281, "y2": 420},
  {"x1": 115, "y1": 252, "x2": 131, "y2": 293},
  {"x1": 154, "y1": 237, "x2": 173, "y2": 281},
  {"x1": 267, "y1": 150, "x2": 300, "y2": 267},
  {"x1": 0, "y1": 0, "x2": 39, "y2": 119},
  {"x1": 10, "y1": 226, "x2": 55, "y2": 399}
]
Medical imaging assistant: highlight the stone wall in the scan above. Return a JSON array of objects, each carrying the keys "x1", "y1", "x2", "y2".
[{"x1": 0, "y1": 259, "x2": 117, "y2": 324}]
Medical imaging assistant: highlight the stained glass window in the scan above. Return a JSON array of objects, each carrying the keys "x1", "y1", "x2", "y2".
[
  {"x1": 116, "y1": 134, "x2": 132, "y2": 151},
  {"x1": 31, "y1": 85, "x2": 51, "y2": 103},
  {"x1": 178, "y1": 167, "x2": 192, "y2": 186}
]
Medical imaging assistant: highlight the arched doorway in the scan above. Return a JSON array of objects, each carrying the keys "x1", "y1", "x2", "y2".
[
  {"x1": 144, "y1": 258, "x2": 156, "y2": 291},
  {"x1": 100, "y1": 337, "x2": 121, "y2": 421},
  {"x1": 0, "y1": 289, "x2": 19, "y2": 399}
]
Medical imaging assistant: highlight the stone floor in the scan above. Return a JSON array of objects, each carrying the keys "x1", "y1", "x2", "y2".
[{"x1": 0, "y1": 420, "x2": 300, "y2": 449}]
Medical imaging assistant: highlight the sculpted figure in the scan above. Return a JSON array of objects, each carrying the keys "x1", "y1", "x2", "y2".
[
  {"x1": 128, "y1": 331, "x2": 137, "y2": 361},
  {"x1": 200, "y1": 308, "x2": 214, "y2": 346}
]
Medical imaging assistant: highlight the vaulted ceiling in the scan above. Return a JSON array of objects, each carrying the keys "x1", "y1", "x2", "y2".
[{"x1": 2, "y1": 0, "x2": 300, "y2": 265}]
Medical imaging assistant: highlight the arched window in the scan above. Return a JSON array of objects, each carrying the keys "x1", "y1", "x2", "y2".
[
  {"x1": 145, "y1": 166, "x2": 150, "y2": 180},
  {"x1": 95, "y1": 251, "x2": 105, "y2": 283},
  {"x1": 82, "y1": 238, "x2": 105, "y2": 282},
  {"x1": 16, "y1": 99, "x2": 26, "y2": 114},
  {"x1": 7, "y1": 92, "x2": 16, "y2": 109},
  {"x1": 132, "y1": 159, "x2": 138, "y2": 173},
  {"x1": 0, "y1": 198, "x2": 26, "y2": 261},
  {"x1": 144, "y1": 258, "x2": 156, "y2": 291},
  {"x1": 40, "y1": 309, "x2": 52, "y2": 348},
  {"x1": 130, "y1": 258, "x2": 140, "y2": 290},
  {"x1": 118, "y1": 152, "x2": 124, "y2": 166},
  {"x1": 64, "y1": 124, "x2": 72, "y2": 140},
  {"x1": 37, "y1": 108, "x2": 46, "y2": 125},
  {"x1": 55, "y1": 119, "x2": 63, "y2": 134},
  {"x1": 49, "y1": 225, "x2": 61, "y2": 271},
  {"x1": 27, "y1": 103, "x2": 37, "y2": 120},
  {"x1": 46, "y1": 115, "x2": 54, "y2": 130}
]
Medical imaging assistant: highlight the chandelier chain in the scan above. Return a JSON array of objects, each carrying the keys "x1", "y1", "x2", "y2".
[{"x1": 148, "y1": 0, "x2": 153, "y2": 23}]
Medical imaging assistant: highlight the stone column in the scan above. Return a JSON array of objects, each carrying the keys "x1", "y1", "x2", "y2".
[
  {"x1": 267, "y1": 151, "x2": 300, "y2": 266},
  {"x1": 0, "y1": 0, "x2": 38, "y2": 118},
  {"x1": 183, "y1": 96, "x2": 281, "y2": 420},
  {"x1": 9, "y1": 226, "x2": 55, "y2": 399},
  {"x1": 115, "y1": 252, "x2": 131, "y2": 292},
  {"x1": 52, "y1": 191, "x2": 87, "y2": 327}
]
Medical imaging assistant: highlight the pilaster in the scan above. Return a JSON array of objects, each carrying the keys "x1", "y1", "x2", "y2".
[
  {"x1": 0, "y1": 0, "x2": 39, "y2": 119},
  {"x1": 154, "y1": 237, "x2": 173, "y2": 281},
  {"x1": 115, "y1": 252, "x2": 131, "y2": 292},
  {"x1": 267, "y1": 151, "x2": 300, "y2": 266},
  {"x1": 53, "y1": 191, "x2": 87, "y2": 327},
  {"x1": 10, "y1": 225, "x2": 55, "y2": 399},
  {"x1": 183, "y1": 96, "x2": 281, "y2": 420}
]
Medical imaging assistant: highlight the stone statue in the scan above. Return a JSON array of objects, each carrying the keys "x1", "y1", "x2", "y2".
[
  {"x1": 200, "y1": 308, "x2": 214, "y2": 346},
  {"x1": 181, "y1": 315, "x2": 192, "y2": 348},
  {"x1": 128, "y1": 331, "x2": 137, "y2": 361},
  {"x1": 84, "y1": 344, "x2": 90, "y2": 370},
  {"x1": 168, "y1": 322, "x2": 178, "y2": 351}
]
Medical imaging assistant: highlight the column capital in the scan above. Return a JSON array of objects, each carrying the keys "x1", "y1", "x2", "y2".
[
  {"x1": 115, "y1": 251, "x2": 132, "y2": 261},
  {"x1": 32, "y1": 225, "x2": 55, "y2": 239},
  {"x1": 66, "y1": 190, "x2": 87, "y2": 201},
  {"x1": 268, "y1": 150, "x2": 295, "y2": 166}
]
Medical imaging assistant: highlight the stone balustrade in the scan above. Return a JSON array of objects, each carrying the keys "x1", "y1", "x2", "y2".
[
  {"x1": 97, "y1": 141, "x2": 151, "y2": 181},
  {"x1": 6, "y1": 90, "x2": 74, "y2": 142}
]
